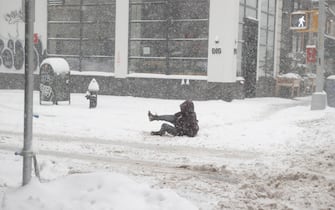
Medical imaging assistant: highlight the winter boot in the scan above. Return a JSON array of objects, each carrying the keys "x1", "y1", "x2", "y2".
[
  {"x1": 150, "y1": 131, "x2": 163, "y2": 136},
  {"x1": 148, "y1": 111, "x2": 157, "y2": 121}
]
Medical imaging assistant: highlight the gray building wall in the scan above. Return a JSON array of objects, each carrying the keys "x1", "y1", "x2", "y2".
[{"x1": 0, "y1": 73, "x2": 243, "y2": 101}]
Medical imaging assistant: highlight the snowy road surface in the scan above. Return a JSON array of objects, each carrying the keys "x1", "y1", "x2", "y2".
[{"x1": 0, "y1": 90, "x2": 335, "y2": 209}]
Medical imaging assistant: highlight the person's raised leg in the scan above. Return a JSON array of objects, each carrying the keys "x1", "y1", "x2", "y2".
[{"x1": 148, "y1": 111, "x2": 176, "y2": 124}]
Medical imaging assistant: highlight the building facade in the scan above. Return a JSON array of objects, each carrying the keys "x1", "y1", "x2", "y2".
[
  {"x1": 281, "y1": 0, "x2": 335, "y2": 79},
  {"x1": 0, "y1": 0, "x2": 282, "y2": 100}
]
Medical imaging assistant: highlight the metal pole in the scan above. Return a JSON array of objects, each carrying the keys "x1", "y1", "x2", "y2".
[
  {"x1": 79, "y1": 0, "x2": 83, "y2": 71},
  {"x1": 311, "y1": 0, "x2": 327, "y2": 110},
  {"x1": 22, "y1": 0, "x2": 35, "y2": 186},
  {"x1": 316, "y1": 0, "x2": 325, "y2": 92}
]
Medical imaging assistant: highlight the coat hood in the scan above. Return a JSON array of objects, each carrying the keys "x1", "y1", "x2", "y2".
[{"x1": 180, "y1": 100, "x2": 195, "y2": 113}]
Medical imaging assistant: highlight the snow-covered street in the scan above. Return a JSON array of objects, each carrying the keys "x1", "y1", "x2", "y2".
[{"x1": 0, "y1": 90, "x2": 335, "y2": 209}]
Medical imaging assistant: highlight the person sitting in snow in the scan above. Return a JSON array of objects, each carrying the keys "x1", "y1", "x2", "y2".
[{"x1": 148, "y1": 100, "x2": 199, "y2": 137}]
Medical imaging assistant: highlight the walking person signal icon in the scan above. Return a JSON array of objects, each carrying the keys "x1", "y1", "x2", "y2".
[
  {"x1": 298, "y1": 16, "x2": 305, "y2": 27},
  {"x1": 290, "y1": 12, "x2": 308, "y2": 30}
]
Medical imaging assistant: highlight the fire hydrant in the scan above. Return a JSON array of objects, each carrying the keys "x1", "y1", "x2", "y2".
[{"x1": 85, "y1": 78, "x2": 99, "y2": 108}]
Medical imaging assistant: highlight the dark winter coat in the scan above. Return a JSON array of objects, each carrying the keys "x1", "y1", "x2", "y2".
[{"x1": 174, "y1": 100, "x2": 199, "y2": 137}]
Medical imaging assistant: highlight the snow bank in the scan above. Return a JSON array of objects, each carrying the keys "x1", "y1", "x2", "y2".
[{"x1": 2, "y1": 172, "x2": 197, "y2": 210}]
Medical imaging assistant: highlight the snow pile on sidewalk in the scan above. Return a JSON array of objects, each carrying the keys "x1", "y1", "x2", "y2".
[
  {"x1": 0, "y1": 151, "x2": 196, "y2": 210},
  {"x1": 2, "y1": 172, "x2": 197, "y2": 210}
]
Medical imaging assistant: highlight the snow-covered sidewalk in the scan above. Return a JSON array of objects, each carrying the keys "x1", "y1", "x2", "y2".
[{"x1": 0, "y1": 90, "x2": 335, "y2": 209}]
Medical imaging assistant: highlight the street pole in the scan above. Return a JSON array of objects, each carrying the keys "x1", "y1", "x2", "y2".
[
  {"x1": 311, "y1": 0, "x2": 327, "y2": 110},
  {"x1": 22, "y1": 0, "x2": 35, "y2": 186}
]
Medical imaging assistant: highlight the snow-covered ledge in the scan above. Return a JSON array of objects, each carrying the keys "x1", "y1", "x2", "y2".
[
  {"x1": 70, "y1": 71, "x2": 115, "y2": 77},
  {"x1": 127, "y1": 73, "x2": 208, "y2": 81}
]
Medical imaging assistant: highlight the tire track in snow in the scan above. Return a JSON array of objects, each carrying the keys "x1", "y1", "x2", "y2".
[
  {"x1": 0, "y1": 143, "x2": 240, "y2": 210},
  {"x1": 0, "y1": 131, "x2": 253, "y2": 209},
  {"x1": 0, "y1": 130, "x2": 259, "y2": 160},
  {"x1": 0, "y1": 131, "x2": 249, "y2": 186},
  {"x1": 0, "y1": 144, "x2": 238, "y2": 185}
]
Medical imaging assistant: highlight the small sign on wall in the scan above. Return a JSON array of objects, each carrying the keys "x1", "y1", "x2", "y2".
[
  {"x1": 211, "y1": 36, "x2": 221, "y2": 55},
  {"x1": 212, "y1": 47, "x2": 222, "y2": 55},
  {"x1": 306, "y1": 45, "x2": 317, "y2": 63},
  {"x1": 34, "y1": 33, "x2": 38, "y2": 44},
  {"x1": 143, "y1": 47, "x2": 150, "y2": 55}
]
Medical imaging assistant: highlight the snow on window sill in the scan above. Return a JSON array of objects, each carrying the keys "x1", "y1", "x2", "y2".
[
  {"x1": 127, "y1": 73, "x2": 208, "y2": 80},
  {"x1": 0, "y1": 69, "x2": 40, "y2": 74},
  {"x1": 70, "y1": 71, "x2": 115, "y2": 77}
]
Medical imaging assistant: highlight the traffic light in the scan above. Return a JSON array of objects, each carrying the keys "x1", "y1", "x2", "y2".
[{"x1": 290, "y1": 11, "x2": 308, "y2": 30}]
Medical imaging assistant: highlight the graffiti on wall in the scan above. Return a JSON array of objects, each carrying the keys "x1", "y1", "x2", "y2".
[{"x1": 0, "y1": 9, "x2": 46, "y2": 71}]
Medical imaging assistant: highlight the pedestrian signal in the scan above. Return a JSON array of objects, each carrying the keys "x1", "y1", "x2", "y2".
[{"x1": 290, "y1": 11, "x2": 308, "y2": 30}]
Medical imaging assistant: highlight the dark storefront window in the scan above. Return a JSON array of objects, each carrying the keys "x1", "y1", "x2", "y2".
[
  {"x1": 259, "y1": 0, "x2": 276, "y2": 77},
  {"x1": 129, "y1": 0, "x2": 209, "y2": 75},
  {"x1": 48, "y1": 0, "x2": 116, "y2": 72},
  {"x1": 238, "y1": 0, "x2": 276, "y2": 78}
]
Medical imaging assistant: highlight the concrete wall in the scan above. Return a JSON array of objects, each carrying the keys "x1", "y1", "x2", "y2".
[{"x1": 0, "y1": 72, "x2": 243, "y2": 101}]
